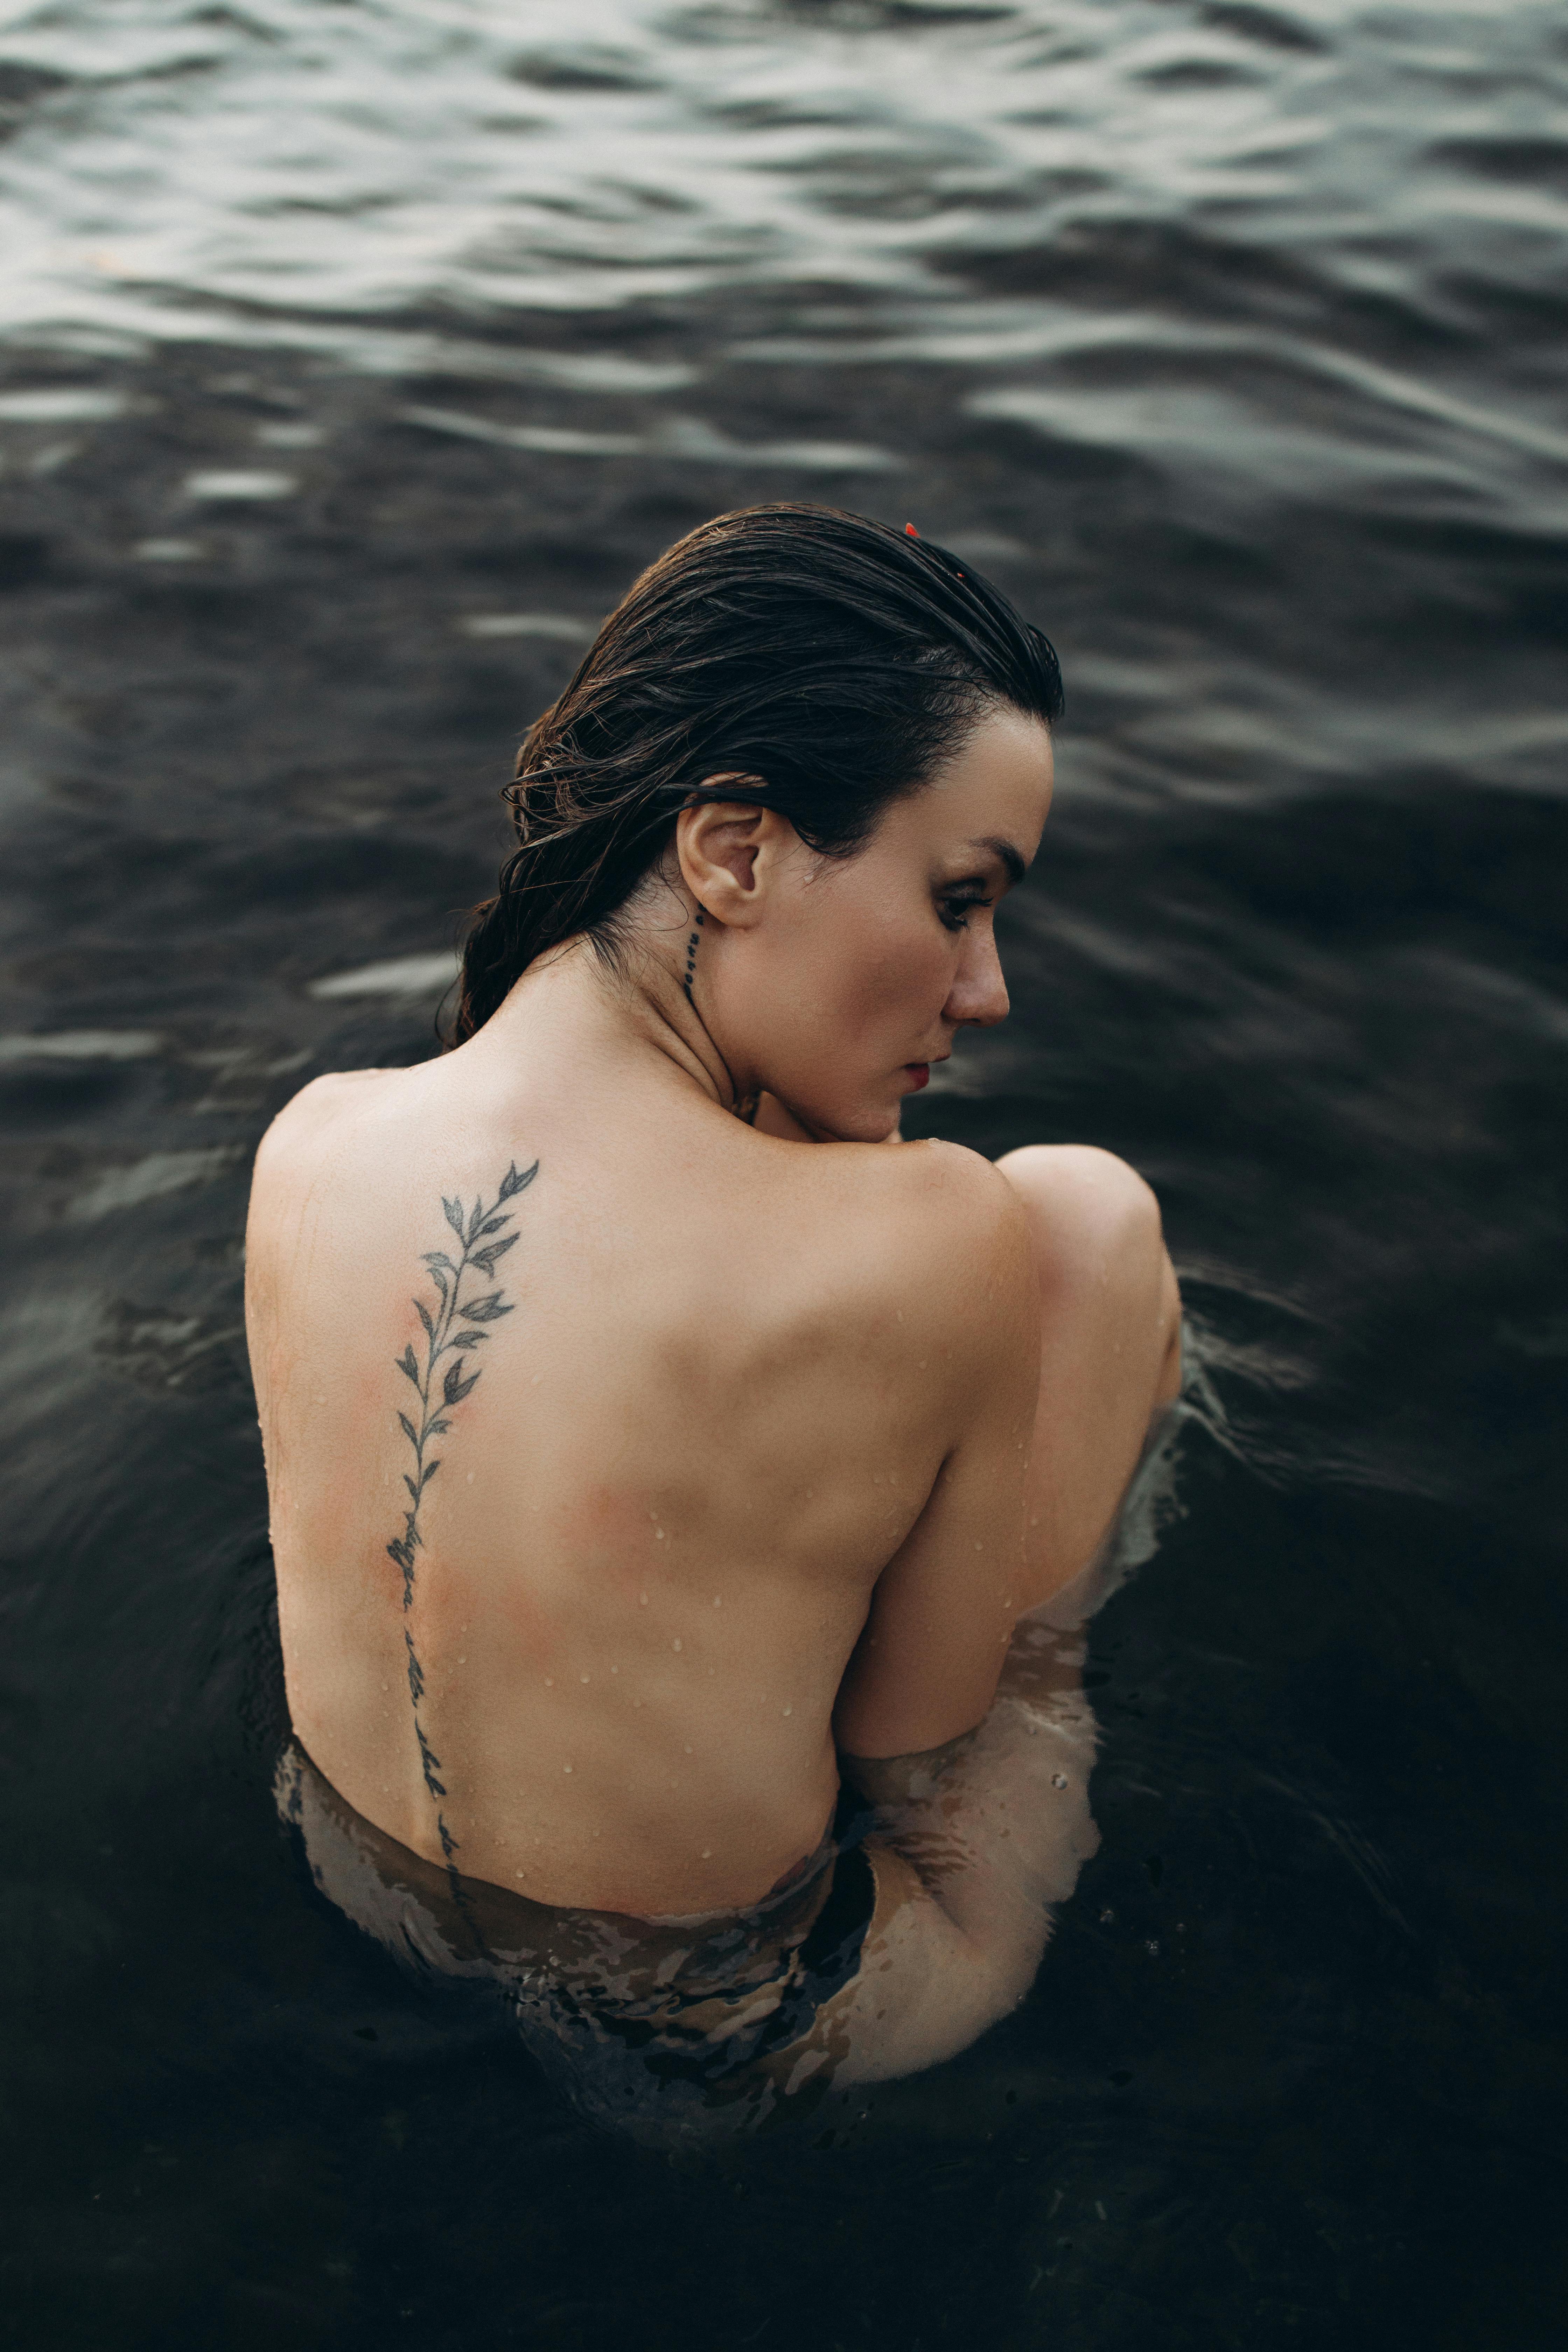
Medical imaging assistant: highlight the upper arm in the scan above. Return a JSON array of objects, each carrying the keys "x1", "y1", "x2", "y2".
[{"x1": 832, "y1": 1159, "x2": 1040, "y2": 1760}]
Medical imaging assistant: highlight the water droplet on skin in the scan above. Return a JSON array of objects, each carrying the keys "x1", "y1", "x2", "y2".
[
  {"x1": 684, "y1": 1745, "x2": 692, "y2": 1755},
  {"x1": 701, "y1": 1849, "x2": 712, "y2": 1860},
  {"x1": 563, "y1": 1763, "x2": 573, "y2": 1774},
  {"x1": 466, "y1": 1470, "x2": 474, "y2": 1483},
  {"x1": 655, "y1": 1529, "x2": 665, "y2": 1541},
  {"x1": 610, "y1": 1664, "x2": 618, "y2": 1675},
  {"x1": 516, "y1": 1869, "x2": 525, "y2": 1878},
  {"x1": 380, "y1": 1682, "x2": 388, "y2": 1692},
  {"x1": 580, "y1": 1674, "x2": 589, "y2": 1684},
  {"x1": 639, "y1": 1593, "x2": 649, "y2": 1606},
  {"x1": 672, "y1": 1639, "x2": 682, "y2": 1652},
  {"x1": 457, "y1": 1656, "x2": 465, "y2": 1665},
  {"x1": 713, "y1": 1596, "x2": 721, "y2": 1607},
  {"x1": 544, "y1": 1677, "x2": 553, "y2": 1687},
  {"x1": 782, "y1": 1706, "x2": 792, "y2": 1718},
  {"x1": 1052, "y1": 1772, "x2": 1068, "y2": 1788}
]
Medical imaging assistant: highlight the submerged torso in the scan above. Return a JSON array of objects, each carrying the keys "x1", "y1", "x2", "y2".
[{"x1": 246, "y1": 990, "x2": 979, "y2": 1916}]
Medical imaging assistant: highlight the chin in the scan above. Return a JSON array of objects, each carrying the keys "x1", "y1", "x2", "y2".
[
  {"x1": 838, "y1": 1097, "x2": 904, "y2": 1144},
  {"x1": 768, "y1": 1075, "x2": 903, "y2": 1145}
]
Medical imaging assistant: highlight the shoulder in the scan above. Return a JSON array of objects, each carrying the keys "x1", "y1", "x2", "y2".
[
  {"x1": 784, "y1": 1136, "x2": 1035, "y2": 1364},
  {"x1": 256, "y1": 1065, "x2": 400, "y2": 1149},
  {"x1": 245, "y1": 1068, "x2": 421, "y2": 1309},
  {"x1": 250, "y1": 1066, "x2": 407, "y2": 1193},
  {"x1": 856, "y1": 1138, "x2": 1032, "y2": 1277}
]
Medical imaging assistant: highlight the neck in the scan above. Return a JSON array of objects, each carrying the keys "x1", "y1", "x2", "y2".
[{"x1": 467, "y1": 925, "x2": 749, "y2": 1116}]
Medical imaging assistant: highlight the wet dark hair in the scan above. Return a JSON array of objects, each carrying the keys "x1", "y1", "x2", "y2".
[{"x1": 452, "y1": 503, "x2": 1062, "y2": 1042}]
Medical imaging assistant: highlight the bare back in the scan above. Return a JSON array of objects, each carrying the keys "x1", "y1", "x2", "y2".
[{"x1": 246, "y1": 1016, "x2": 1037, "y2": 1918}]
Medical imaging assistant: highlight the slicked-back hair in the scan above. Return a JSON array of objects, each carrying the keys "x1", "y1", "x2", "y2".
[{"x1": 451, "y1": 503, "x2": 1062, "y2": 1043}]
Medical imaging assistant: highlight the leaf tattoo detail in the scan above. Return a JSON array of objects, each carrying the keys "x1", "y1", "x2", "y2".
[
  {"x1": 385, "y1": 1159, "x2": 536, "y2": 1608},
  {"x1": 457, "y1": 1292, "x2": 511, "y2": 1323},
  {"x1": 469, "y1": 1233, "x2": 518, "y2": 1276},
  {"x1": 383, "y1": 1158, "x2": 539, "y2": 1870}
]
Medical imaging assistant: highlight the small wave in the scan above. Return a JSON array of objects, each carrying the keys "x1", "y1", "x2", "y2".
[
  {"x1": 0, "y1": 384, "x2": 123, "y2": 419},
  {"x1": 1197, "y1": 4, "x2": 1327, "y2": 60},
  {"x1": 402, "y1": 402, "x2": 897, "y2": 471},
  {"x1": 183, "y1": 467, "x2": 297, "y2": 499},
  {"x1": 66, "y1": 1148, "x2": 239, "y2": 1223},
  {"x1": 505, "y1": 47, "x2": 662, "y2": 97},
  {"x1": 307, "y1": 952, "x2": 460, "y2": 1001},
  {"x1": 456, "y1": 612, "x2": 597, "y2": 642},
  {"x1": 0, "y1": 1029, "x2": 163, "y2": 1063}
]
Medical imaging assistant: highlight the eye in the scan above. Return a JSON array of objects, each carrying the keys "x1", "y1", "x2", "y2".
[{"x1": 938, "y1": 891, "x2": 990, "y2": 933}]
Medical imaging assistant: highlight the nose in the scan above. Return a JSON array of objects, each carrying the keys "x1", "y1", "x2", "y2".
[{"x1": 944, "y1": 922, "x2": 1009, "y2": 1029}]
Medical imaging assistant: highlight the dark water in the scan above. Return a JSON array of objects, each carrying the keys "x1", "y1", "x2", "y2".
[{"x1": 2, "y1": 0, "x2": 1565, "y2": 2343}]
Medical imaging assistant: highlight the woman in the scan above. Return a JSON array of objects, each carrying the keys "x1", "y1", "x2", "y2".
[{"x1": 248, "y1": 505, "x2": 1180, "y2": 2131}]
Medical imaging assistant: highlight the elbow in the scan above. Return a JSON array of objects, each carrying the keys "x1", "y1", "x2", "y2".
[{"x1": 834, "y1": 1685, "x2": 990, "y2": 1765}]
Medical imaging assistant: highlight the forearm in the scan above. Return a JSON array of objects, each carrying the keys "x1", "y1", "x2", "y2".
[{"x1": 838, "y1": 1611, "x2": 1098, "y2": 1950}]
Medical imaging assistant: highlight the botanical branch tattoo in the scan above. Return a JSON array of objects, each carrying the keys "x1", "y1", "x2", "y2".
[{"x1": 386, "y1": 1158, "x2": 538, "y2": 1863}]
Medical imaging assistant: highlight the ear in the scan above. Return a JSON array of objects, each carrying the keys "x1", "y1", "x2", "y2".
[{"x1": 676, "y1": 791, "x2": 799, "y2": 930}]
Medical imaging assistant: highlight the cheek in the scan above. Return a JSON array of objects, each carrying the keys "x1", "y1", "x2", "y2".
[
  {"x1": 791, "y1": 862, "x2": 934, "y2": 985},
  {"x1": 826, "y1": 910, "x2": 952, "y2": 1034}
]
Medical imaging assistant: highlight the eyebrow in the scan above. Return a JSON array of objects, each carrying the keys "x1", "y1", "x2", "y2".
[{"x1": 966, "y1": 835, "x2": 1028, "y2": 887}]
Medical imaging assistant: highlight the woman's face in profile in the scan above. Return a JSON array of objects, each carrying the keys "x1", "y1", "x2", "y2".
[{"x1": 707, "y1": 704, "x2": 1055, "y2": 1143}]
